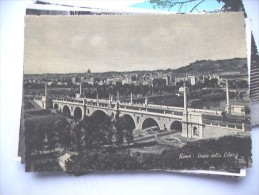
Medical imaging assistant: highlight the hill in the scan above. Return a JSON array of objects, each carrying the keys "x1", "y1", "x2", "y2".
[
  {"x1": 172, "y1": 58, "x2": 247, "y2": 76},
  {"x1": 24, "y1": 58, "x2": 248, "y2": 79}
]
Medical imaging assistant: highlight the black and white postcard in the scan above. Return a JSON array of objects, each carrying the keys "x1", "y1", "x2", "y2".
[{"x1": 22, "y1": 13, "x2": 252, "y2": 174}]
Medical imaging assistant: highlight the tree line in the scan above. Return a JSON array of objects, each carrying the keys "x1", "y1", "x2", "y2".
[
  {"x1": 73, "y1": 112, "x2": 134, "y2": 152},
  {"x1": 65, "y1": 135, "x2": 252, "y2": 175},
  {"x1": 25, "y1": 111, "x2": 135, "y2": 158}
]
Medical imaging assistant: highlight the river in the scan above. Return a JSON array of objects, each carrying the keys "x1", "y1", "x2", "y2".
[{"x1": 147, "y1": 95, "x2": 250, "y2": 111}]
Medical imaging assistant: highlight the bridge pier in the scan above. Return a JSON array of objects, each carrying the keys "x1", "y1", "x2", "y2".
[
  {"x1": 70, "y1": 107, "x2": 74, "y2": 117},
  {"x1": 135, "y1": 122, "x2": 142, "y2": 130},
  {"x1": 181, "y1": 111, "x2": 204, "y2": 139},
  {"x1": 52, "y1": 98, "x2": 246, "y2": 140}
]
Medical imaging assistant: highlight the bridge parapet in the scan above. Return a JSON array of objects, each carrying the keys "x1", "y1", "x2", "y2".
[
  {"x1": 53, "y1": 97, "x2": 245, "y2": 118},
  {"x1": 34, "y1": 97, "x2": 42, "y2": 101},
  {"x1": 188, "y1": 108, "x2": 222, "y2": 116},
  {"x1": 53, "y1": 98, "x2": 224, "y2": 121},
  {"x1": 54, "y1": 98, "x2": 83, "y2": 103},
  {"x1": 203, "y1": 123, "x2": 247, "y2": 139},
  {"x1": 147, "y1": 103, "x2": 184, "y2": 111},
  {"x1": 205, "y1": 123, "x2": 244, "y2": 131},
  {"x1": 54, "y1": 99, "x2": 84, "y2": 106},
  {"x1": 119, "y1": 108, "x2": 183, "y2": 119},
  {"x1": 52, "y1": 97, "x2": 248, "y2": 140}
]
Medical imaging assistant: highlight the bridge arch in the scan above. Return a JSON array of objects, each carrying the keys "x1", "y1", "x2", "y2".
[
  {"x1": 120, "y1": 114, "x2": 136, "y2": 130},
  {"x1": 91, "y1": 110, "x2": 109, "y2": 120},
  {"x1": 53, "y1": 103, "x2": 59, "y2": 109},
  {"x1": 63, "y1": 105, "x2": 71, "y2": 116},
  {"x1": 142, "y1": 117, "x2": 160, "y2": 130},
  {"x1": 170, "y1": 120, "x2": 182, "y2": 131},
  {"x1": 74, "y1": 107, "x2": 83, "y2": 120}
]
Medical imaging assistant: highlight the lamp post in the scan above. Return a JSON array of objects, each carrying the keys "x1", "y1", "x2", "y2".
[
  {"x1": 96, "y1": 92, "x2": 99, "y2": 106},
  {"x1": 183, "y1": 82, "x2": 189, "y2": 138},
  {"x1": 43, "y1": 82, "x2": 48, "y2": 109},
  {"x1": 183, "y1": 82, "x2": 187, "y2": 112},
  {"x1": 79, "y1": 82, "x2": 82, "y2": 96},
  {"x1": 225, "y1": 80, "x2": 231, "y2": 113},
  {"x1": 220, "y1": 79, "x2": 231, "y2": 114},
  {"x1": 117, "y1": 90, "x2": 120, "y2": 102},
  {"x1": 45, "y1": 82, "x2": 48, "y2": 100}
]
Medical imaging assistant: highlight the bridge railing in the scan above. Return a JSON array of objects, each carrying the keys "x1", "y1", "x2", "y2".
[
  {"x1": 147, "y1": 103, "x2": 184, "y2": 111},
  {"x1": 53, "y1": 97, "x2": 224, "y2": 117},
  {"x1": 119, "y1": 108, "x2": 183, "y2": 119},
  {"x1": 204, "y1": 122, "x2": 246, "y2": 131},
  {"x1": 188, "y1": 108, "x2": 221, "y2": 115},
  {"x1": 53, "y1": 98, "x2": 83, "y2": 104},
  {"x1": 34, "y1": 97, "x2": 42, "y2": 101}
]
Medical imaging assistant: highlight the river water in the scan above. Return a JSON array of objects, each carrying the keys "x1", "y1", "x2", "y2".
[
  {"x1": 148, "y1": 95, "x2": 250, "y2": 111},
  {"x1": 201, "y1": 98, "x2": 250, "y2": 111}
]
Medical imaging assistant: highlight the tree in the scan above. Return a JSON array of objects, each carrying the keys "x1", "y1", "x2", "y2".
[
  {"x1": 113, "y1": 115, "x2": 124, "y2": 146},
  {"x1": 45, "y1": 123, "x2": 57, "y2": 153},
  {"x1": 54, "y1": 117, "x2": 71, "y2": 149},
  {"x1": 150, "y1": 0, "x2": 245, "y2": 13},
  {"x1": 217, "y1": 0, "x2": 244, "y2": 12},
  {"x1": 118, "y1": 116, "x2": 134, "y2": 145},
  {"x1": 221, "y1": 111, "x2": 226, "y2": 120},
  {"x1": 71, "y1": 113, "x2": 115, "y2": 150},
  {"x1": 25, "y1": 120, "x2": 38, "y2": 156},
  {"x1": 124, "y1": 128, "x2": 134, "y2": 145},
  {"x1": 90, "y1": 114, "x2": 113, "y2": 146},
  {"x1": 208, "y1": 78, "x2": 219, "y2": 88},
  {"x1": 73, "y1": 120, "x2": 87, "y2": 152},
  {"x1": 59, "y1": 124, "x2": 72, "y2": 150},
  {"x1": 150, "y1": 0, "x2": 207, "y2": 12}
]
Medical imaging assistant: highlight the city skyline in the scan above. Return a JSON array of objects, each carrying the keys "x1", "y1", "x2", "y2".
[{"x1": 24, "y1": 13, "x2": 247, "y2": 74}]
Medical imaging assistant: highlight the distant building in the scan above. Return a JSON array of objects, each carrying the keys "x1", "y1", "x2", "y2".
[
  {"x1": 175, "y1": 77, "x2": 186, "y2": 84},
  {"x1": 139, "y1": 75, "x2": 149, "y2": 83},
  {"x1": 88, "y1": 77, "x2": 100, "y2": 85},
  {"x1": 188, "y1": 76, "x2": 197, "y2": 85},
  {"x1": 169, "y1": 74, "x2": 174, "y2": 83},
  {"x1": 87, "y1": 69, "x2": 91, "y2": 74},
  {"x1": 198, "y1": 75, "x2": 205, "y2": 83},
  {"x1": 122, "y1": 75, "x2": 133, "y2": 85},
  {"x1": 178, "y1": 86, "x2": 189, "y2": 94},
  {"x1": 131, "y1": 75, "x2": 137, "y2": 82},
  {"x1": 71, "y1": 77, "x2": 80, "y2": 84},
  {"x1": 47, "y1": 81, "x2": 53, "y2": 86},
  {"x1": 208, "y1": 75, "x2": 219, "y2": 80},
  {"x1": 153, "y1": 78, "x2": 166, "y2": 88},
  {"x1": 161, "y1": 75, "x2": 169, "y2": 85},
  {"x1": 228, "y1": 105, "x2": 246, "y2": 116}
]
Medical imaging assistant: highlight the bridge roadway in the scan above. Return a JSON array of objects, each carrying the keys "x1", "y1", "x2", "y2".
[
  {"x1": 52, "y1": 97, "x2": 247, "y2": 125},
  {"x1": 53, "y1": 97, "x2": 185, "y2": 130},
  {"x1": 52, "y1": 97, "x2": 248, "y2": 139},
  {"x1": 53, "y1": 97, "x2": 223, "y2": 116}
]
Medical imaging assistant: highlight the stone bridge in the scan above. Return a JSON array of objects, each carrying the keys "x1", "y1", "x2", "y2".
[
  {"x1": 51, "y1": 96, "x2": 247, "y2": 139},
  {"x1": 52, "y1": 97, "x2": 207, "y2": 138},
  {"x1": 34, "y1": 82, "x2": 248, "y2": 139}
]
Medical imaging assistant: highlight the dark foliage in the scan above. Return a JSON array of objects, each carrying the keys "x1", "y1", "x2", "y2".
[
  {"x1": 25, "y1": 115, "x2": 71, "y2": 157},
  {"x1": 65, "y1": 135, "x2": 252, "y2": 174}
]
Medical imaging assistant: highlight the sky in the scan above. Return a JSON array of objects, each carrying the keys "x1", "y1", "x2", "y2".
[
  {"x1": 24, "y1": 12, "x2": 247, "y2": 74},
  {"x1": 130, "y1": 0, "x2": 224, "y2": 13}
]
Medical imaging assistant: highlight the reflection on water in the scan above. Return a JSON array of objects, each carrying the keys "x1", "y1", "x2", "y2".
[
  {"x1": 148, "y1": 95, "x2": 250, "y2": 111},
  {"x1": 202, "y1": 100, "x2": 227, "y2": 110},
  {"x1": 200, "y1": 97, "x2": 250, "y2": 111}
]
